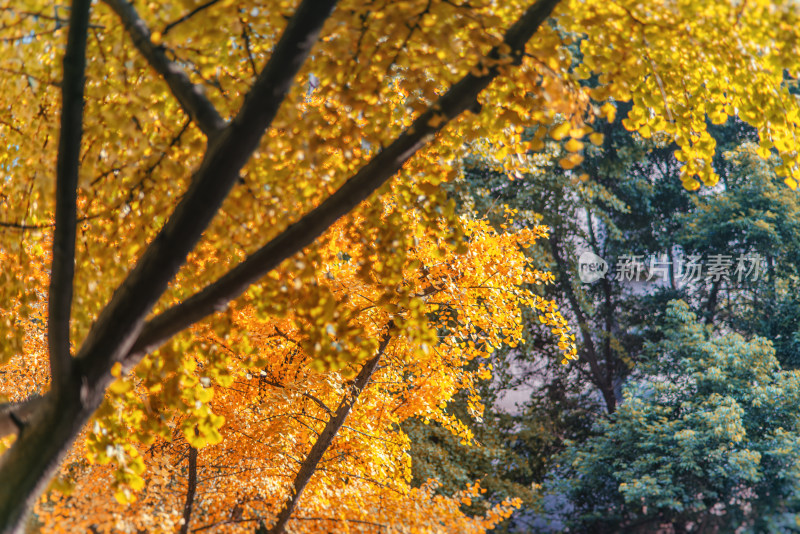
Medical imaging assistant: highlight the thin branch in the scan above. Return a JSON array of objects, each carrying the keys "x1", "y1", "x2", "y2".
[
  {"x1": 0, "y1": 67, "x2": 60, "y2": 88},
  {"x1": 162, "y1": 0, "x2": 223, "y2": 37},
  {"x1": 0, "y1": 213, "x2": 102, "y2": 234},
  {"x1": 266, "y1": 331, "x2": 393, "y2": 534},
  {"x1": 0, "y1": 221, "x2": 54, "y2": 231},
  {"x1": 49, "y1": 0, "x2": 92, "y2": 394},
  {"x1": 261, "y1": 379, "x2": 334, "y2": 415},
  {"x1": 192, "y1": 518, "x2": 259, "y2": 533},
  {"x1": 0, "y1": 117, "x2": 26, "y2": 137},
  {"x1": 179, "y1": 447, "x2": 198, "y2": 534},
  {"x1": 293, "y1": 517, "x2": 389, "y2": 529},
  {"x1": 240, "y1": 19, "x2": 258, "y2": 78},
  {"x1": 125, "y1": 0, "x2": 562, "y2": 366},
  {"x1": 102, "y1": 0, "x2": 226, "y2": 137}
]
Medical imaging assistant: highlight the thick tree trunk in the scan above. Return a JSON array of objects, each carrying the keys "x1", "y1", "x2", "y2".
[{"x1": 0, "y1": 384, "x2": 89, "y2": 533}]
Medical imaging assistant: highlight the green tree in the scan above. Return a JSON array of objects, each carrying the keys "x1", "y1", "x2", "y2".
[
  {"x1": 552, "y1": 300, "x2": 800, "y2": 532},
  {"x1": 675, "y1": 143, "x2": 800, "y2": 366}
]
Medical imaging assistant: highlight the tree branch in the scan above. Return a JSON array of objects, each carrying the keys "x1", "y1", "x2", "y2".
[
  {"x1": 162, "y1": 0, "x2": 223, "y2": 37},
  {"x1": 550, "y1": 234, "x2": 616, "y2": 413},
  {"x1": 124, "y1": 0, "x2": 562, "y2": 366},
  {"x1": 102, "y1": 0, "x2": 226, "y2": 137},
  {"x1": 49, "y1": 0, "x2": 92, "y2": 394},
  {"x1": 261, "y1": 379, "x2": 333, "y2": 415},
  {"x1": 266, "y1": 332, "x2": 393, "y2": 534},
  {"x1": 0, "y1": 1, "x2": 340, "y2": 530},
  {"x1": 293, "y1": 517, "x2": 388, "y2": 529},
  {"x1": 75, "y1": 0, "x2": 340, "y2": 396},
  {"x1": 0, "y1": 2, "x2": 562, "y2": 530}
]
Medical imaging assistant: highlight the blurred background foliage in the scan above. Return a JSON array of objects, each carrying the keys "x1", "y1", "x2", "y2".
[{"x1": 404, "y1": 116, "x2": 800, "y2": 532}]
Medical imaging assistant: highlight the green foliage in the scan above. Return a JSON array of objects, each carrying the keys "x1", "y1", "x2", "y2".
[
  {"x1": 552, "y1": 301, "x2": 800, "y2": 532},
  {"x1": 676, "y1": 143, "x2": 800, "y2": 366}
]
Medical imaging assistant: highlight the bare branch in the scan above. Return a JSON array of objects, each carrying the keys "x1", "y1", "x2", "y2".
[
  {"x1": 0, "y1": 221, "x2": 54, "y2": 231},
  {"x1": 241, "y1": 19, "x2": 258, "y2": 78},
  {"x1": 261, "y1": 379, "x2": 334, "y2": 415},
  {"x1": 162, "y1": 0, "x2": 223, "y2": 37},
  {"x1": 102, "y1": 0, "x2": 226, "y2": 137},
  {"x1": 125, "y1": 0, "x2": 562, "y2": 365},
  {"x1": 49, "y1": 0, "x2": 92, "y2": 393}
]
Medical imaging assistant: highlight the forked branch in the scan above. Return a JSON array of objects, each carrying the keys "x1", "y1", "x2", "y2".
[
  {"x1": 125, "y1": 0, "x2": 562, "y2": 366},
  {"x1": 0, "y1": 1, "x2": 341, "y2": 530},
  {"x1": 75, "y1": 0, "x2": 340, "y2": 394}
]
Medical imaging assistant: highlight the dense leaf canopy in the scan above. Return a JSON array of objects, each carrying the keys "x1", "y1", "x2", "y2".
[{"x1": 2, "y1": 0, "x2": 800, "y2": 532}]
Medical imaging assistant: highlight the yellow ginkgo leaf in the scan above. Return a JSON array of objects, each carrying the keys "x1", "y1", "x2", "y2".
[{"x1": 565, "y1": 138, "x2": 585, "y2": 152}]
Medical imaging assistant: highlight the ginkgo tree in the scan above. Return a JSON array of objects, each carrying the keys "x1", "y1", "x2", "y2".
[
  {"x1": 30, "y1": 208, "x2": 562, "y2": 532},
  {"x1": 2, "y1": 0, "x2": 800, "y2": 531}
]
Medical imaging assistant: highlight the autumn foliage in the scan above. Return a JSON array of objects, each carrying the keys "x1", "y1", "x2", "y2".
[
  {"x1": 2, "y1": 0, "x2": 800, "y2": 531},
  {"x1": 5, "y1": 210, "x2": 569, "y2": 531}
]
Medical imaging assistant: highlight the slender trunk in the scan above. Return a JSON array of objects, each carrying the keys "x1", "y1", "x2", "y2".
[
  {"x1": 600, "y1": 274, "x2": 619, "y2": 405},
  {"x1": 767, "y1": 254, "x2": 775, "y2": 301},
  {"x1": 267, "y1": 334, "x2": 392, "y2": 534},
  {"x1": 704, "y1": 279, "x2": 720, "y2": 325},
  {"x1": 179, "y1": 447, "x2": 198, "y2": 534},
  {"x1": 588, "y1": 211, "x2": 619, "y2": 406},
  {"x1": 550, "y1": 236, "x2": 616, "y2": 413},
  {"x1": 667, "y1": 247, "x2": 677, "y2": 290}
]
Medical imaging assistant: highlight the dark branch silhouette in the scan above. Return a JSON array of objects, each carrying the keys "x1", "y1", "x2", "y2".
[
  {"x1": 49, "y1": 0, "x2": 91, "y2": 394},
  {"x1": 124, "y1": 0, "x2": 562, "y2": 367},
  {"x1": 0, "y1": 0, "x2": 340, "y2": 530},
  {"x1": 179, "y1": 447, "x2": 199, "y2": 534},
  {"x1": 0, "y1": 1, "x2": 561, "y2": 531}
]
